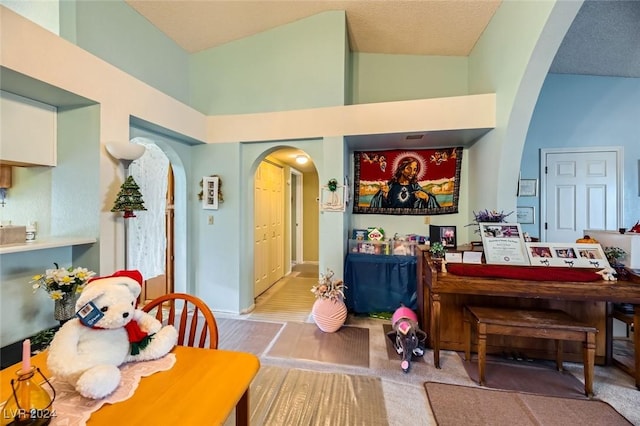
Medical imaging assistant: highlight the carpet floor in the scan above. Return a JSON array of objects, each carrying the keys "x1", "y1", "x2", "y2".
[
  {"x1": 424, "y1": 382, "x2": 632, "y2": 426},
  {"x1": 383, "y1": 323, "x2": 425, "y2": 364}
]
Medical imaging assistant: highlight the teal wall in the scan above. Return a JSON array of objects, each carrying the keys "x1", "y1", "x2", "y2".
[
  {"x1": 351, "y1": 54, "x2": 468, "y2": 104},
  {"x1": 189, "y1": 11, "x2": 348, "y2": 115},
  {"x1": 0, "y1": 104, "x2": 101, "y2": 345},
  {"x1": 53, "y1": 105, "x2": 100, "y2": 240},
  {"x1": 466, "y1": 0, "x2": 576, "y2": 216},
  {"x1": 190, "y1": 142, "x2": 242, "y2": 312},
  {"x1": 62, "y1": 0, "x2": 191, "y2": 105},
  {"x1": 521, "y1": 73, "x2": 640, "y2": 236}
]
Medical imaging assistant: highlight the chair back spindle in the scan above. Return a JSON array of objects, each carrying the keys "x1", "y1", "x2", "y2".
[{"x1": 142, "y1": 293, "x2": 218, "y2": 349}]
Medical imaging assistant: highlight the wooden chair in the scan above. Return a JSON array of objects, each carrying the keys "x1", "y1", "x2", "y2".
[{"x1": 142, "y1": 293, "x2": 219, "y2": 349}]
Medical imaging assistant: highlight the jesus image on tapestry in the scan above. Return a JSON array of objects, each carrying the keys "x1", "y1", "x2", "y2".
[{"x1": 353, "y1": 148, "x2": 462, "y2": 215}]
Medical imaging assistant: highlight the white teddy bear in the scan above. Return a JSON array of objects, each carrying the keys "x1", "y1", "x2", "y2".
[{"x1": 47, "y1": 270, "x2": 178, "y2": 399}]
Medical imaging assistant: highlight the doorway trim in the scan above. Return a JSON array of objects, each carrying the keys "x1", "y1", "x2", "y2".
[
  {"x1": 290, "y1": 167, "x2": 303, "y2": 266},
  {"x1": 540, "y1": 146, "x2": 623, "y2": 242}
]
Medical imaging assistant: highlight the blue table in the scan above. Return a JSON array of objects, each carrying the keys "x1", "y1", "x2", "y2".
[{"x1": 344, "y1": 253, "x2": 417, "y2": 314}]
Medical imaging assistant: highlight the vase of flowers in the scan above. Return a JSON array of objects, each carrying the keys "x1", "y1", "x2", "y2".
[
  {"x1": 467, "y1": 209, "x2": 514, "y2": 231},
  {"x1": 30, "y1": 263, "x2": 96, "y2": 322},
  {"x1": 311, "y1": 269, "x2": 347, "y2": 333}
]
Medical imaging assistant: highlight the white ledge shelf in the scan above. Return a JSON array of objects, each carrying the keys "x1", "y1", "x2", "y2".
[{"x1": 0, "y1": 237, "x2": 97, "y2": 254}]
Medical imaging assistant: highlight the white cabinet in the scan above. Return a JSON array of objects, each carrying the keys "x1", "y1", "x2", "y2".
[
  {"x1": 0, "y1": 90, "x2": 57, "y2": 166},
  {"x1": 585, "y1": 230, "x2": 640, "y2": 268}
]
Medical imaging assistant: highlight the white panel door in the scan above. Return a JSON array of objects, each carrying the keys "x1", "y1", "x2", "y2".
[
  {"x1": 267, "y1": 163, "x2": 284, "y2": 286},
  {"x1": 542, "y1": 149, "x2": 619, "y2": 243},
  {"x1": 254, "y1": 161, "x2": 285, "y2": 297},
  {"x1": 254, "y1": 164, "x2": 269, "y2": 295}
]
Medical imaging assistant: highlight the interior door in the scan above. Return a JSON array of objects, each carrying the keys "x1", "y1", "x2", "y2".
[
  {"x1": 142, "y1": 163, "x2": 174, "y2": 301},
  {"x1": 254, "y1": 163, "x2": 269, "y2": 295},
  {"x1": 254, "y1": 161, "x2": 284, "y2": 296},
  {"x1": 541, "y1": 149, "x2": 619, "y2": 242},
  {"x1": 267, "y1": 163, "x2": 284, "y2": 286}
]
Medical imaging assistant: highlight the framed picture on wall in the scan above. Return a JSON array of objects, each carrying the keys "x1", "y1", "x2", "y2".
[
  {"x1": 202, "y1": 176, "x2": 219, "y2": 210},
  {"x1": 518, "y1": 179, "x2": 538, "y2": 197},
  {"x1": 516, "y1": 206, "x2": 535, "y2": 224}
]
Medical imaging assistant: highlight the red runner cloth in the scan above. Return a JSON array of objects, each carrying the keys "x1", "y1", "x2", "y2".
[{"x1": 446, "y1": 263, "x2": 602, "y2": 282}]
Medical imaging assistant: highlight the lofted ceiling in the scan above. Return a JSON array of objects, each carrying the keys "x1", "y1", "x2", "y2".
[
  {"x1": 125, "y1": 0, "x2": 502, "y2": 56},
  {"x1": 124, "y1": 0, "x2": 639, "y2": 172}
]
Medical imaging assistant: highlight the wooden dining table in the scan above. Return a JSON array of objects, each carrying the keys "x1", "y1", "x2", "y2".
[{"x1": 0, "y1": 345, "x2": 260, "y2": 425}]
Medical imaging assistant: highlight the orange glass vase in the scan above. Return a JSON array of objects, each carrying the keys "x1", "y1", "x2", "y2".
[{"x1": 1, "y1": 367, "x2": 55, "y2": 426}]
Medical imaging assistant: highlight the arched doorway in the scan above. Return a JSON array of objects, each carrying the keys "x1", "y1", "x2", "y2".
[{"x1": 253, "y1": 147, "x2": 319, "y2": 298}]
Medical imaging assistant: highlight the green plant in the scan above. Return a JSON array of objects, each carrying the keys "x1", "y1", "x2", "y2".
[
  {"x1": 31, "y1": 328, "x2": 58, "y2": 351},
  {"x1": 429, "y1": 242, "x2": 446, "y2": 258},
  {"x1": 604, "y1": 246, "x2": 627, "y2": 265}
]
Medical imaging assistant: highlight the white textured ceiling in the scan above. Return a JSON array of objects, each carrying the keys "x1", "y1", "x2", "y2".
[
  {"x1": 125, "y1": 0, "x2": 501, "y2": 55},
  {"x1": 122, "y1": 0, "x2": 640, "y2": 171}
]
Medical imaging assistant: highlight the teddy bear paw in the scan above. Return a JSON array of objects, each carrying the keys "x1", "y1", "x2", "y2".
[{"x1": 76, "y1": 364, "x2": 121, "y2": 399}]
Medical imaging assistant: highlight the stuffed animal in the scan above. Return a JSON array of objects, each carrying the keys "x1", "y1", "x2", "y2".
[
  {"x1": 387, "y1": 306, "x2": 427, "y2": 373},
  {"x1": 596, "y1": 267, "x2": 617, "y2": 281},
  {"x1": 47, "y1": 270, "x2": 178, "y2": 399}
]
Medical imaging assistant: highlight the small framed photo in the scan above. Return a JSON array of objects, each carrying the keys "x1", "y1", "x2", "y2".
[
  {"x1": 202, "y1": 176, "x2": 219, "y2": 210},
  {"x1": 516, "y1": 206, "x2": 535, "y2": 224},
  {"x1": 518, "y1": 179, "x2": 538, "y2": 197},
  {"x1": 525, "y1": 242, "x2": 609, "y2": 268},
  {"x1": 429, "y1": 225, "x2": 457, "y2": 248}
]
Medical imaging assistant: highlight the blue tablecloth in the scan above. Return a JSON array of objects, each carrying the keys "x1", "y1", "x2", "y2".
[{"x1": 343, "y1": 253, "x2": 417, "y2": 314}]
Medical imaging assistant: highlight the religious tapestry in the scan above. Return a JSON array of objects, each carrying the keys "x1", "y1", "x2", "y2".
[{"x1": 353, "y1": 147, "x2": 463, "y2": 215}]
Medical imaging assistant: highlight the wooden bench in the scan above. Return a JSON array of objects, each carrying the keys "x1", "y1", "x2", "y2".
[{"x1": 463, "y1": 305, "x2": 598, "y2": 397}]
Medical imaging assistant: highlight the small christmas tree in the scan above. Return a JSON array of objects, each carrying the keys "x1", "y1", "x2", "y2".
[{"x1": 111, "y1": 175, "x2": 146, "y2": 218}]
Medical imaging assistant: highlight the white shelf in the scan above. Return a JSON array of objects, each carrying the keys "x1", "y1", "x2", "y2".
[
  {"x1": 584, "y1": 230, "x2": 640, "y2": 269},
  {"x1": 0, "y1": 237, "x2": 96, "y2": 254}
]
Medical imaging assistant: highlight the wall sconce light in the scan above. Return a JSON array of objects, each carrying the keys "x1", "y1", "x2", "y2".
[{"x1": 295, "y1": 155, "x2": 308, "y2": 165}]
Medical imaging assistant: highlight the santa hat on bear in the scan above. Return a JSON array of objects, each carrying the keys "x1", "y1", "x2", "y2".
[
  {"x1": 79, "y1": 269, "x2": 144, "y2": 308},
  {"x1": 87, "y1": 269, "x2": 143, "y2": 288}
]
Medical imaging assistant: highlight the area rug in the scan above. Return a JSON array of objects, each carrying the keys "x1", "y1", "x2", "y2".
[
  {"x1": 224, "y1": 366, "x2": 388, "y2": 426},
  {"x1": 458, "y1": 352, "x2": 587, "y2": 398},
  {"x1": 382, "y1": 323, "x2": 424, "y2": 363},
  {"x1": 216, "y1": 318, "x2": 283, "y2": 355},
  {"x1": 266, "y1": 322, "x2": 369, "y2": 367},
  {"x1": 424, "y1": 382, "x2": 631, "y2": 426}
]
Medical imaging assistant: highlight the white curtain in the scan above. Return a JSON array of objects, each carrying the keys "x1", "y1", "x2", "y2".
[{"x1": 128, "y1": 139, "x2": 169, "y2": 280}]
